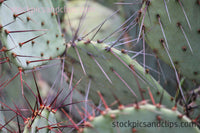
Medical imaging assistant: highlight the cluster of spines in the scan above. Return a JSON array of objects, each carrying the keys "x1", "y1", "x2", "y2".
[{"x1": 23, "y1": 105, "x2": 57, "y2": 132}]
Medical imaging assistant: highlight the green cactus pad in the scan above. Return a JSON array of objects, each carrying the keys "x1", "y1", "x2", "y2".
[
  {"x1": 23, "y1": 108, "x2": 57, "y2": 133},
  {"x1": 64, "y1": 0, "x2": 123, "y2": 42},
  {"x1": 81, "y1": 103, "x2": 200, "y2": 133},
  {"x1": 0, "y1": 0, "x2": 66, "y2": 69},
  {"x1": 65, "y1": 40, "x2": 177, "y2": 109},
  {"x1": 140, "y1": 0, "x2": 200, "y2": 83}
]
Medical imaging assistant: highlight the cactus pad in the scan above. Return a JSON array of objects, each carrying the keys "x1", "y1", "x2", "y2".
[
  {"x1": 81, "y1": 102, "x2": 200, "y2": 133},
  {"x1": 64, "y1": 0, "x2": 122, "y2": 42},
  {"x1": 140, "y1": 0, "x2": 200, "y2": 83},
  {"x1": 65, "y1": 40, "x2": 177, "y2": 109},
  {"x1": 0, "y1": 0, "x2": 66, "y2": 69}
]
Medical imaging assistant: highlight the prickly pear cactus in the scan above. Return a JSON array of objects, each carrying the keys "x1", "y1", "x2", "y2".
[
  {"x1": 65, "y1": 40, "x2": 177, "y2": 109},
  {"x1": 64, "y1": 0, "x2": 123, "y2": 42},
  {"x1": 0, "y1": 0, "x2": 66, "y2": 69},
  {"x1": 23, "y1": 107, "x2": 57, "y2": 133},
  {"x1": 140, "y1": 0, "x2": 200, "y2": 83},
  {"x1": 81, "y1": 102, "x2": 200, "y2": 133}
]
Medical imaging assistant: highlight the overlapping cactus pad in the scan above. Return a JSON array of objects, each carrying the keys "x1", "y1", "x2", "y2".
[
  {"x1": 0, "y1": 0, "x2": 66, "y2": 69},
  {"x1": 140, "y1": 0, "x2": 200, "y2": 83},
  {"x1": 81, "y1": 102, "x2": 200, "y2": 133},
  {"x1": 23, "y1": 107, "x2": 57, "y2": 133},
  {"x1": 64, "y1": 0, "x2": 122, "y2": 42},
  {"x1": 65, "y1": 40, "x2": 176, "y2": 108}
]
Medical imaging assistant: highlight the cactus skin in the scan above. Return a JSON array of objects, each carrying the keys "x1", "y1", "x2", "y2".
[
  {"x1": 23, "y1": 107, "x2": 57, "y2": 133},
  {"x1": 81, "y1": 102, "x2": 200, "y2": 133},
  {"x1": 65, "y1": 40, "x2": 177, "y2": 109},
  {"x1": 140, "y1": 0, "x2": 200, "y2": 83},
  {"x1": 64, "y1": 0, "x2": 123, "y2": 42},
  {"x1": 0, "y1": 0, "x2": 66, "y2": 69},
  {"x1": 51, "y1": 0, "x2": 67, "y2": 22}
]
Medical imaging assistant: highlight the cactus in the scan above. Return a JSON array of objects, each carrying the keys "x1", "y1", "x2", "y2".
[
  {"x1": 64, "y1": 0, "x2": 123, "y2": 42},
  {"x1": 0, "y1": 0, "x2": 66, "y2": 69},
  {"x1": 65, "y1": 40, "x2": 177, "y2": 110},
  {"x1": 23, "y1": 107, "x2": 58, "y2": 133},
  {"x1": 140, "y1": 0, "x2": 200, "y2": 83},
  {"x1": 80, "y1": 102, "x2": 200, "y2": 133},
  {"x1": 0, "y1": 0, "x2": 200, "y2": 132}
]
